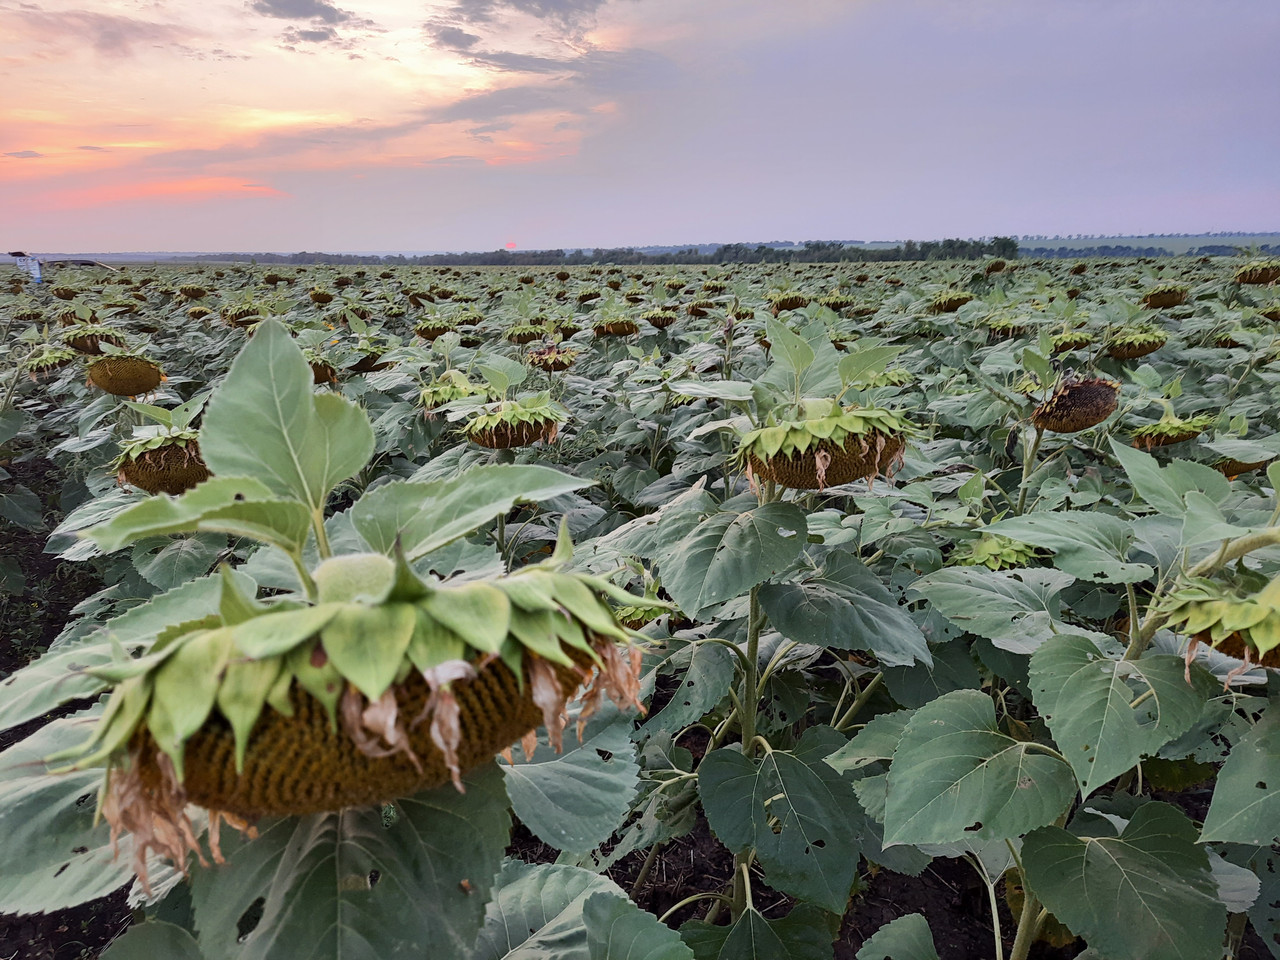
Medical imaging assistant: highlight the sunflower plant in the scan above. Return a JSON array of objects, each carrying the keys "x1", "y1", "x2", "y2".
[{"x1": 0, "y1": 320, "x2": 661, "y2": 958}]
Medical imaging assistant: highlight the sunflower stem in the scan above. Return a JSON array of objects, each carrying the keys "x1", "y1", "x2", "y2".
[
  {"x1": 834, "y1": 672, "x2": 884, "y2": 732},
  {"x1": 1014, "y1": 425, "x2": 1044, "y2": 516},
  {"x1": 312, "y1": 509, "x2": 332, "y2": 559}
]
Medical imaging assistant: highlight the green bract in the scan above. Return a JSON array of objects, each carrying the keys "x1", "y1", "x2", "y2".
[
  {"x1": 1108, "y1": 326, "x2": 1167, "y2": 348},
  {"x1": 736, "y1": 398, "x2": 913, "y2": 463},
  {"x1": 420, "y1": 369, "x2": 489, "y2": 409},
  {"x1": 951, "y1": 533, "x2": 1037, "y2": 571},
  {"x1": 1161, "y1": 576, "x2": 1280, "y2": 665},
  {"x1": 112, "y1": 428, "x2": 199, "y2": 466},
  {"x1": 462, "y1": 393, "x2": 569, "y2": 438},
  {"x1": 1130, "y1": 413, "x2": 1216, "y2": 449},
  {"x1": 70, "y1": 553, "x2": 633, "y2": 780},
  {"x1": 23, "y1": 345, "x2": 77, "y2": 373}
]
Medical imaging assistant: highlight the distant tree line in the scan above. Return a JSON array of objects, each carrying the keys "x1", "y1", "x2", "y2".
[{"x1": 178, "y1": 236, "x2": 1019, "y2": 268}]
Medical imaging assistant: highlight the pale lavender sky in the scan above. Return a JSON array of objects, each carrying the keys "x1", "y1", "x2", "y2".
[{"x1": 2, "y1": 0, "x2": 1277, "y2": 252}]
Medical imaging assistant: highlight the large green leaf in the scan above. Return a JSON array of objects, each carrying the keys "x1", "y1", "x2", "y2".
[
  {"x1": 1202, "y1": 709, "x2": 1280, "y2": 844},
  {"x1": 762, "y1": 551, "x2": 930, "y2": 667},
  {"x1": 84, "y1": 477, "x2": 277, "y2": 553},
  {"x1": 1109, "y1": 440, "x2": 1230, "y2": 519},
  {"x1": 665, "y1": 380, "x2": 754, "y2": 401},
  {"x1": 660, "y1": 502, "x2": 807, "y2": 617},
  {"x1": 987, "y1": 512, "x2": 1153, "y2": 583},
  {"x1": 352, "y1": 465, "x2": 592, "y2": 560},
  {"x1": 0, "y1": 483, "x2": 43, "y2": 528},
  {"x1": 1030, "y1": 636, "x2": 1206, "y2": 798},
  {"x1": 200, "y1": 319, "x2": 374, "y2": 512},
  {"x1": 856, "y1": 914, "x2": 939, "y2": 960},
  {"x1": 1023, "y1": 802, "x2": 1225, "y2": 960},
  {"x1": 0, "y1": 572, "x2": 239, "y2": 732},
  {"x1": 699, "y1": 731, "x2": 862, "y2": 913},
  {"x1": 0, "y1": 709, "x2": 136, "y2": 914},
  {"x1": 102, "y1": 921, "x2": 205, "y2": 960},
  {"x1": 681, "y1": 905, "x2": 837, "y2": 960},
  {"x1": 501, "y1": 710, "x2": 638, "y2": 856},
  {"x1": 882, "y1": 689, "x2": 1075, "y2": 845},
  {"x1": 472, "y1": 861, "x2": 625, "y2": 960},
  {"x1": 132, "y1": 534, "x2": 225, "y2": 590},
  {"x1": 190, "y1": 766, "x2": 510, "y2": 960},
  {"x1": 1246, "y1": 847, "x2": 1280, "y2": 959},
  {"x1": 882, "y1": 642, "x2": 980, "y2": 708},
  {"x1": 583, "y1": 893, "x2": 694, "y2": 960},
  {"x1": 639, "y1": 642, "x2": 735, "y2": 737},
  {"x1": 765, "y1": 316, "x2": 816, "y2": 378},
  {"x1": 907, "y1": 567, "x2": 1075, "y2": 654}
]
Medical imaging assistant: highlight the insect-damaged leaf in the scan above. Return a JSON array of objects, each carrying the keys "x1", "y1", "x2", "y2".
[{"x1": 883, "y1": 690, "x2": 1075, "y2": 845}]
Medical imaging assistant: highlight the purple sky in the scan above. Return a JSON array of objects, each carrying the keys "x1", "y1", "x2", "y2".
[{"x1": 2, "y1": 0, "x2": 1277, "y2": 252}]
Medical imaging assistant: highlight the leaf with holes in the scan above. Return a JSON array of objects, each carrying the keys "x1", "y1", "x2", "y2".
[
  {"x1": 0, "y1": 709, "x2": 136, "y2": 914},
  {"x1": 660, "y1": 502, "x2": 807, "y2": 617},
  {"x1": 987, "y1": 512, "x2": 1153, "y2": 584},
  {"x1": 1202, "y1": 710, "x2": 1280, "y2": 844},
  {"x1": 698, "y1": 730, "x2": 862, "y2": 913},
  {"x1": 1030, "y1": 635, "x2": 1207, "y2": 798},
  {"x1": 883, "y1": 689, "x2": 1075, "y2": 845},
  {"x1": 189, "y1": 765, "x2": 509, "y2": 960},
  {"x1": 640, "y1": 642, "x2": 735, "y2": 737},
  {"x1": 501, "y1": 708, "x2": 638, "y2": 856},
  {"x1": 1023, "y1": 802, "x2": 1224, "y2": 960}
]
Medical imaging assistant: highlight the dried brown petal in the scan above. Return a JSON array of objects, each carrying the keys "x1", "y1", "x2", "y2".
[{"x1": 529, "y1": 657, "x2": 569, "y2": 753}]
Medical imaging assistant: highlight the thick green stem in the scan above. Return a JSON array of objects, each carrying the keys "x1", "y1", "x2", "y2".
[
  {"x1": 740, "y1": 586, "x2": 762, "y2": 757},
  {"x1": 1008, "y1": 886, "x2": 1041, "y2": 960},
  {"x1": 1224, "y1": 911, "x2": 1249, "y2": 960},
  {"x1": 834, "y1": 672, "x2": 884, "y2": 732},
  {"x1": 1126, "y1": 582, "x2": 1141, "y2": 651},
  {"x1": 982, "y1": 870, "x2": 1006, "y2": 960},
  {"x1": 729, "y1": 850, "x2": 755, "y2": 920},
  {"x1": 291, "y1": 551, "x2": 319, "y2": 602},
  {"x1": 1014, "y1": 425, "x2": 1045, "y2": 516},
  {"x1": 649, "y1": 420, "x2": 664, "y2": 471},
  {"x1": 661, "y1": 892, "x2": 733, "y2": 925},
  {"x1": 757, "y1": 639, "x2": 799, "y2": 689},
  {"x1": 312, "y1": 510, "x2": 333, "y2": 559},
  {"x1": 630, "y1": 841, "x2": 663, "y2": 897}
]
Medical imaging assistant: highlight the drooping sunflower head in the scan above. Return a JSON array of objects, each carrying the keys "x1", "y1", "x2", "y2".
[
  {"x1": 736, "y1": 398, "x2": 914, "y2": 491},
  {"x1": 67, "y1": 551, "x2": 645, "y2": 885},
  {"x1": 1161, "y1": 575, "x2": 1280, "y2": 681}
]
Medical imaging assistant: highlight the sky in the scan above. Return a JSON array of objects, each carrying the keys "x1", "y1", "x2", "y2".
[{"x1": 2, "y1": 0, "x2": 1278, "y2": 253}]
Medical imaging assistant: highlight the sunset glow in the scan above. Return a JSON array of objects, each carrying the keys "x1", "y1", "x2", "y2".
[{"x1": 1, "y1": 0, "x2": 1276, "y2": 252}]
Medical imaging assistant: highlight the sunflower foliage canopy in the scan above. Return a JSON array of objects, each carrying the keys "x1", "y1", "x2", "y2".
[{"x1": 6, "y1": 258, "x2": 1280, "y2": 960}]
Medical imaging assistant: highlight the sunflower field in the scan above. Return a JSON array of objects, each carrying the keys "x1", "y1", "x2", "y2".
[{"x1": 4, "y1": 253, "x2": 1280, "y2": 959}]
